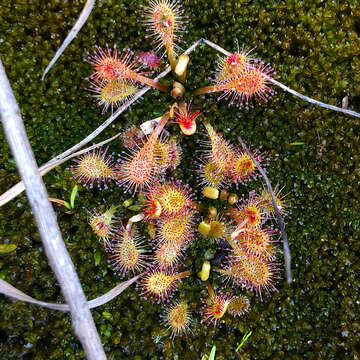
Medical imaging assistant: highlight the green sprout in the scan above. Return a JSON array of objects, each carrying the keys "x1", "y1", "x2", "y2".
[
  {"x1": 236, "y1": 330, "x2": 253, "y2": 352},
  {"x1": 49, "y1": 185, "x2": 78, "y2": 210},
  {"x1": 201, "y1": 345, "x2": 216, "y2": 360},
  {"x1": 290, "y1": 142, "x2": 305, "y2": 146}
]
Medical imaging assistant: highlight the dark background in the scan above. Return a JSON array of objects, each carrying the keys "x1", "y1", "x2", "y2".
[{"x1": 0, "y1": 0, "x2": 359, "y2": 359}]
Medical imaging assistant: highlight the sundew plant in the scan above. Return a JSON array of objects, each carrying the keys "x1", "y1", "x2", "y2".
[
  {"x1": 1, "y1": 0, "x2": 360, "y2": 359},
  {"x1": 71, "y1": 0, "x2": 294, "y2": 338}
]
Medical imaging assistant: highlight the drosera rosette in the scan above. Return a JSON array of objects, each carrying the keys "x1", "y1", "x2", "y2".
[
  {"x1": 108, "y1": 222, "x2": 149, "y2": 278},
  {"x1": 87, "y1": 45, "x2": 168, "y2": 92},
  {"x1": 117, "y1": 113, "x2": 170, "y2": 193},
  {"x1": 143, "y1": 0, "x2": 186, "y2": 70},
  {"x1": 70, "y1": 146, "x2": 117, "y2": 189},
  {"x1": 65, "y1": 0, "x2": 294, "y2": 339},
  {"x1": 139, "y1": 266, "x2": 191, "y2": 304},
  {"x1": 162, "y1": 300, "x2": 192, "y2": 338},
  {"x1": 88, "y1": 205, "x2": 119, "y2": 249},
  {"x1": 201, "y1": 283, "x2": 233, "y2": 327},
  {"x1": 228, "y1": 295, "x2": 250, "y2": 317},
  {"x1": 174, "y1": 102, "x2": 201, "y2": 136}
]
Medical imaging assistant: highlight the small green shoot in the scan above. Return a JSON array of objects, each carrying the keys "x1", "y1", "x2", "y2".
[
  {"x1": 236, "y1": 331, "x2": 253, "y2": 352},
  {"x1": 102, "y1": 268, "x2": 108, "y2": 277},
  {"x1": 290, "y1": 142, "x2": 305, "y2": 146},
  {"x1": 94, "y1": 250, "x2": 101, "y2": 266},
  {"x1": 201, "y1": 345, "x2": 216, "y2": 360},
  {"x1": 64, "y1": 201, "x2": 71, "y2": 210},
  {"x1": 70, "y1": 185, "x2": 78, "y2": 208},
  {"x1": 209, "y1": 345, "x2": 216, "y2": 360},
  {"x1": 49, "y1": 185, "x2": 79, "y2": 210}
]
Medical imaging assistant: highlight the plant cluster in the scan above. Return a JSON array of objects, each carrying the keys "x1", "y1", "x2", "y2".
[{"x1": 69, "y1": 0, "x2": 289, "y2": 338}]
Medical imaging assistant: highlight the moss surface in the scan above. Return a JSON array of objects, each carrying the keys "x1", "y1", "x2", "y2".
[{"x1": 1, "y1": 0, "x2": 360, "y2": 359}]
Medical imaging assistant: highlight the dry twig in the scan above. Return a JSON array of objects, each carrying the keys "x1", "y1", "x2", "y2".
[
  {"x1": 0, "y1": 275, "x2": 139, "y2": 312},
  {"x1": 0, "y1": 60, "x2": 106, "y2": 360},
  {"x1": 42, "y1": 0, "x2": 96, "y2": 80}
]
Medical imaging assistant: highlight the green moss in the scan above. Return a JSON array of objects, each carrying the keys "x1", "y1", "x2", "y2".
[{"x1": 1, "y1": 0, "x2": 360, "y2": 358}]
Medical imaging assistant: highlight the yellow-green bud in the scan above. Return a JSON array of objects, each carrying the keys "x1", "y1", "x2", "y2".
[
  {"x1": 197, "y1": 260, "x2": 211, "y2": 281},
  {"x1": 198, "y1": 221, "x2": 211, "y2": 236},
  {"x1": 202, "y1": 186, "x2": 219, "y2": 199}
]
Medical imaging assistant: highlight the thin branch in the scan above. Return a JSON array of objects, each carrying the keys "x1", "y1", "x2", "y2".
[
  {"x1": 202, "y1": 38, "x2": 231, "y2": 56},
  {"x1": 0, "y1": 60, "x2": 106, "y2": 360},
  {"x1": 238, "y1": 136, "x2": 292, "y2": 284},
  {"x1": 183, "y1": 38, "x2": 203, "y2": 55},
  {"x1": 201, "y1": 40, "x2": 360, "y2": 118},
  {"x1": 42, "y1": 0, "x2": 96, "y2": 80},
  {"x1": 269, "y1": 78, "x2": 360, "y2": 118},
  {"x1": 0, "y1": 275, "x2": 140, "y2": 312}
]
